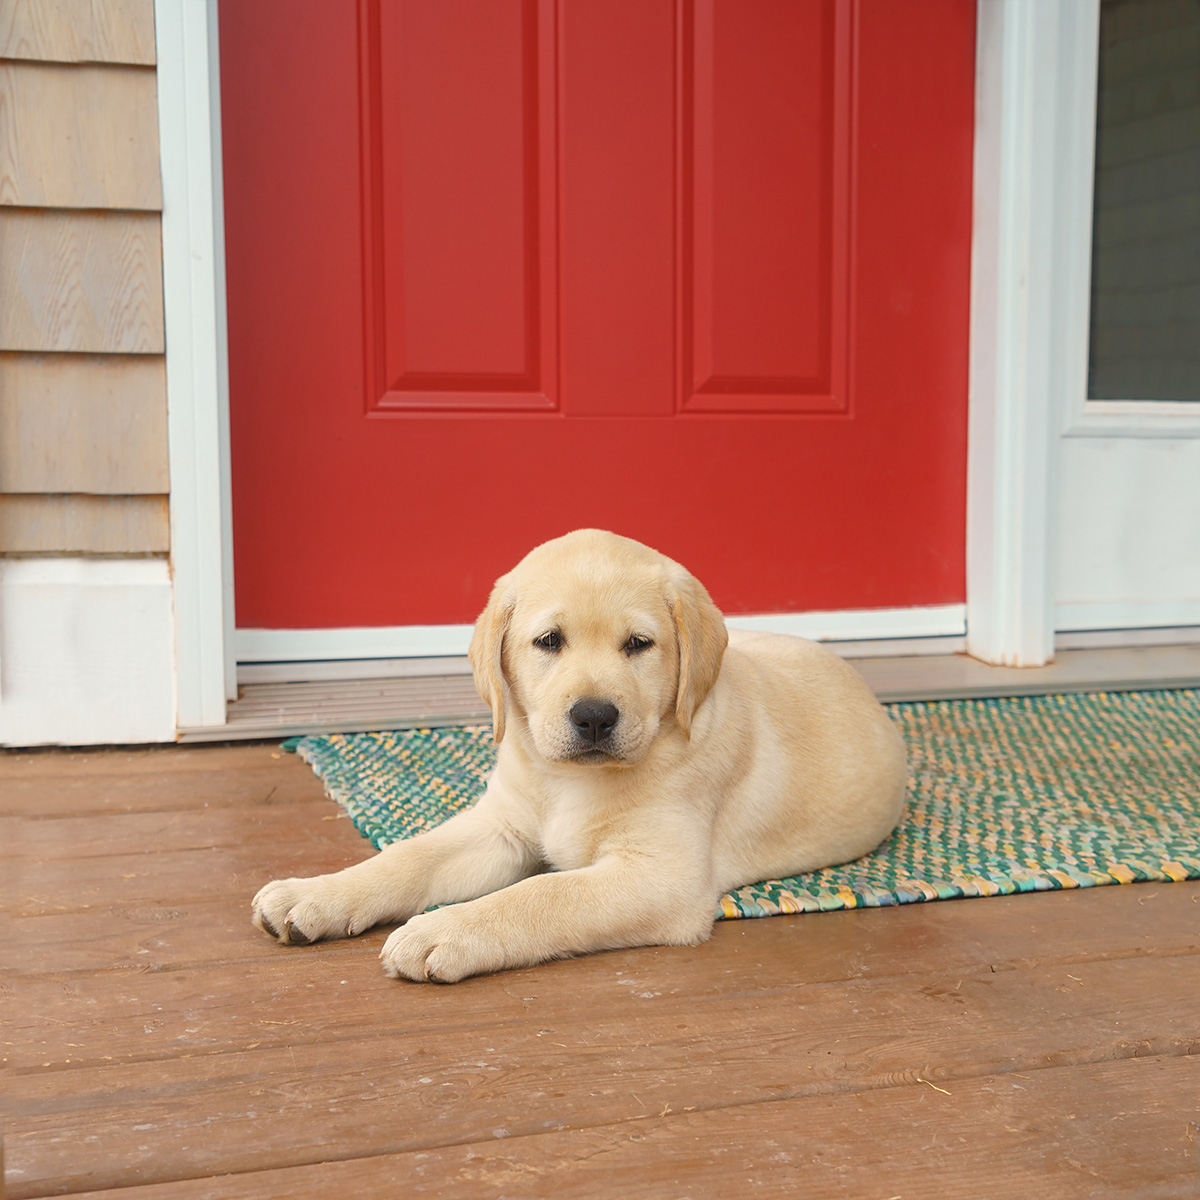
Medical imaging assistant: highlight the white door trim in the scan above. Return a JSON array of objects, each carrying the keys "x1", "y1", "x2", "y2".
[
  {"x1": 966, "y1": 0, "x2": 1100, "y2": 667},
  {"x1": 234, "y1": 604, "x2": 969, "y2": 664},
  {"x1": 156, "y1": 0, "x2": 237, "y2": 727},
  {"x1": 1057, "y1": 600, "x2": 1200, "y2": 633}
]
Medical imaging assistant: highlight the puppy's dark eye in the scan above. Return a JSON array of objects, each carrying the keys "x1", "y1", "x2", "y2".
[
  {"x1": 624, "y1": 634, "x2": 654, "y2": 655},
  {"x1": 534, "y1": 630, "x2": 562, "y2": 652}
]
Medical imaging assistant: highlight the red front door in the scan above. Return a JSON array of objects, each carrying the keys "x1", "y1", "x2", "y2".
[{"x1": 220, "y1": 0, "x2": 974, "y2": 629}]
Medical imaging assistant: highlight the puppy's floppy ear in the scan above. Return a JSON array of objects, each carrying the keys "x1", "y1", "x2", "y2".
[
  {"x1": 666, "y1": 564, "x2": 728, "y2": 738},
  {"x1": 469, "y1": 573, "x2": 514, "y2": 745}
]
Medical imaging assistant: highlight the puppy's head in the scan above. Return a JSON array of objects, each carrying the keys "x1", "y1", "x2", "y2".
[{"x1": 469, "y1": 530, "x2": 727, "y2": 764}]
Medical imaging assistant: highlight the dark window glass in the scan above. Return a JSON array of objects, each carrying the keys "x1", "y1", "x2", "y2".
[{"x1": 1088, "y1": 0, "x2": 1200, "y2": 401}]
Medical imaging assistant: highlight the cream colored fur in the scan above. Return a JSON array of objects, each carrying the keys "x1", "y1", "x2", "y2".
[{"x1": 252, "y1": 530, "x2": 907, "y2": 982}]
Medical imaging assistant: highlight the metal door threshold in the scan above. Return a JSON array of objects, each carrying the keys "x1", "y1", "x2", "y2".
[{"x1": 177, "y1": 644, "x2": 1200, "y2": 742}]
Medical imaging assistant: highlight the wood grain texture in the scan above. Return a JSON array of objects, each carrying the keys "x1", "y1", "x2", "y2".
[
  {"x1": 8, "y1": 955, "x2": 1200, "y2": 1193},
  {"x1": 0, "y1": 353, "x2": 168, "y2": 493},
  {"x1": 2, "y1": 743, "x2": 1198, "y2": 1198},
  {"x1": 0, "y1": 493, "x2": 168, "y2": 552},
  {"x1": 0, "y1": 62, "x2": 161, "y2": 209},
  {"x1": 59, "y1": 1057, "x2": 1200, "y2": 1200},
  {"x1": 0, "y1": 742, "x2": 328, "y2": 815},
  {"x1": 7, "y1": 890, "x2": 1200, "y2": 1063},
  {"x1": 0, "y1": 209, "x2": 164, "y2": 353},
  {"x1": 0, "y1": 0, "x2": 155, "y2": 65}
]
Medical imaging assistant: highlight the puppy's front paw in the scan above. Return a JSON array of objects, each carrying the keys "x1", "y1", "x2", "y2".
[
  {"x1": 252, "y1": 875, "x2": 375, "y2": 945},
  {"x1": 380, "y1": 906, "x2": 508, "y2": 984}
]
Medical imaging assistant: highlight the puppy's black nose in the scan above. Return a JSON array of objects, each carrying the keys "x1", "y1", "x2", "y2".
[{"x1": 570, "y1": 698, "x2": 619, "y2": 743}]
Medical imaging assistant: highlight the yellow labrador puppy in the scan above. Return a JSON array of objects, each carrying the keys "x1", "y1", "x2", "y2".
[{"x1": 252, "y1": 529, "x2": 907, "y2": 982}]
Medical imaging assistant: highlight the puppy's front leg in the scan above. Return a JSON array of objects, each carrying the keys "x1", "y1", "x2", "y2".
[
  {"x1": 379, "y1": 856, "x2": 717, "y2": 983},
  {"x1": 252, "y1": 793, "x2": 539, "y2": 945}
]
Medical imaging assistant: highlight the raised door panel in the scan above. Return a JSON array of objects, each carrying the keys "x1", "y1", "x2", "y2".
[
  {"x1": 682, "y1": 0, "x2": 849, "y2": 413},
  {"x1": 363, "y1": 0, "x2": 557, "y2": 412}
]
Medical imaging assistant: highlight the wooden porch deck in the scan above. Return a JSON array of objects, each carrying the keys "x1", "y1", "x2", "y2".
[{"x1": 3, "y1": 742, "x2": 1198, "y2": 1198}]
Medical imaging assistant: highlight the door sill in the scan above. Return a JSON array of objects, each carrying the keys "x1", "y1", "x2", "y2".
[
  {"x1": 854, "y1": 643, "x2": 1200, "y2": 703},
  {"x1": 177, "y1": 644, "x2": 1200, "y2": 742}
]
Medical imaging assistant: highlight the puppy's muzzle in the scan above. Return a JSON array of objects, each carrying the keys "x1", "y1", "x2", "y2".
[{"x1": 569, "y1": 698, "x2": 619, "y2": 745}]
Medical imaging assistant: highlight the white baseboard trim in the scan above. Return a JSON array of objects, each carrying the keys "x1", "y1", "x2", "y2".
[
  {"x1": 1056, "y1": 601, "x2": 1200, "y2": 632},
  {"x1": 724, "y1": 604, "x2": 966, "y2": 642},
  {"x1": 1057, "y1": 625, "x2": 1200, "y2": 650},
  {"x1": 236, "y1": 624, "x2": 478, "y2": 663},
  {"x1": 235, "y1": 604, "x2": 968, "y2": 665},
  {"x1": 0, "y1": 558, "x2": 176, "y2": 746},
  {"x1": 237, "y1": 638, "x2": 972, "y2": 686},
  {"x1": 238, "y1": 656, "x2": 476, "y2": 685}
]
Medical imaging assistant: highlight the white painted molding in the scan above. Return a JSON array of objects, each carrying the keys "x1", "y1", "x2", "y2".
[
  {"x1": 1059, "y1": 56, "x2": 1200, "y2": 447},
  {"x1": 966, "y1": 0, "x2": 1099, "y2": 667},
  {"x1": 1057, "y1": 625, "x2": 1200, "y2": 649},
  {"x1": 0, "y1": 560, "x2": 176, "y2": 746},
  {"x1": 238, "y1": 656, "x2": 477, "y2": 685},
  {"x1": 1056, "y1": 601, "x2": 1200, "y2": 633},
  {"x1": 1064, "y1": 401, "x2": 1200, "y2": 439},
  {"x1": 724, "y1": 605, "x2": 966, "y2": 642},
  {"x1": 238, "y1": 637, "x2": 970, "y2": 685},
  {"x1": 156, "y1": 0, "x2": 237, "y2": 728},
  {"x1": 237, "y1": 625, "x2": 479, "y2": 663},
  {"x1": 235, "y1": 605, "x2": 967, "y2": 663}
]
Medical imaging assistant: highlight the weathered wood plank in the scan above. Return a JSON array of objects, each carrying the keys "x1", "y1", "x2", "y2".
[
  {"x1": 5, "y1": 839, "x2": 365, "y2": 916},
  {"x1": 7, "y1": 879, "x2": 1198, "y2": 981},
  {"x1": 7, "y1": 893, "x2": 1200, "y2": 1071},
  {"x1": 2, "y1": 800, "x2": 348, "y2": 861},
  {"x1": 56, "y1": 1055, "x2": 1200, "y2": 1200},
  {"x1": 0, "y1": 209, "x2": 163, "y2": 353},
  {"x1": 4, "y1": 955, "x2": 1197, "y2": 1196},
  {"x1": 0, "y1": 0, "x2": 155, "y2": 65},
  {"x1": 0, "y1": 759, "x2": 324, "y2": 817},
  {"x1": 0, "y1": 63, "x2": 161, "y2": 209},
  {"x1": 0, "y1": 743, "x2": 302, "y2": 788},
  {"x1": 6, "y1": 896, "x2": 322, "y2": 974},
  {"x1": 0, "y1": 765, "x2": 310, "y2": 815},
  {"x1": 0, "y1": 353, "x2": 167, "y2": 494},
  {"x1": 5, "y1": 747, "x2": 1198, "y2": 1198},
  {"x1": 0, "y1": 494, "x2": 168, "y2": 553}
]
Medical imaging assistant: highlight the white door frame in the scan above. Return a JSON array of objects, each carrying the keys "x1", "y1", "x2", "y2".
[
  {"x1": 966, "y1": 0, "x2": 1107, "y2": 667},
  {"x1": 163, "y1": 0, "x2": 1122, "y2": 728},
  {"x1": 156, "y1": 0, "x2": 237, "y2": 727}
]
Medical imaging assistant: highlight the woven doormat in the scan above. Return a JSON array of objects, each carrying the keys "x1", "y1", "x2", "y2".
[{"x1": 285, "y1": 689, "x2": 1200, "y2": 919}]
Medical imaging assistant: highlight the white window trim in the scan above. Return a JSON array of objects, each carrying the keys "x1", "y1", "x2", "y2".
[
  {"x1": 1057, "y1": 1, "x2": 1200, "y2": 443},
  {"x1": 156, "y1": 0, "x2": 237, "y2": 727},
  {"x1": 1065, "y1": 401, "x2": 1200, "y2": 440}
]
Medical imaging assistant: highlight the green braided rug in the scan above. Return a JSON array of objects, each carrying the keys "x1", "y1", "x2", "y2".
[{"x1": 286, "y1": 689, "x2": 1200, "y2": 919}]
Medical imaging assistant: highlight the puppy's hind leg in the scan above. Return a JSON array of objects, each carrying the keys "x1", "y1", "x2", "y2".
[{"x1": 252, "y1": 791, "x2": 539, "y2": 945}]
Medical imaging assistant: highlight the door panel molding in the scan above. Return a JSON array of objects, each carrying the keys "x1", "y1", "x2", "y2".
[
  {"x1": 679, "y1": 0, "x2": 852, "y2": 415},
  {"x1": 359, "y1": 0, "x2": 559, "y2": 413}
]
